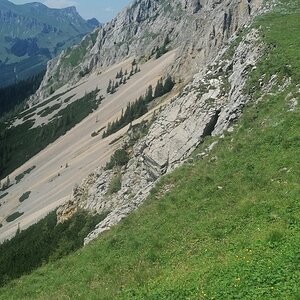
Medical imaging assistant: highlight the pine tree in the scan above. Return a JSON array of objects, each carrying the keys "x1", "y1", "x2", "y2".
[
  {"x1": 145, "y1": 85, "x2": 153, "y2": 103},
  {"x1": 163, "y1": 75, "x2": 175, "y2": 93},
  {"x1": 154, "y1": 78, "x2": 164, "y2": 98},
  {"x1": 110, "y1": 81, "x2": 117, "y2": 94},
  {"x1": 107, "y1": 79, "x2": 112, "y2": 94},
  {"x1": 164, "y1": 35, "x2": 170, "y2": 46}
]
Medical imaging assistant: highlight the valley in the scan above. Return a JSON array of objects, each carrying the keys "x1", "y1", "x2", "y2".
[{"x1": 0, "y1": 0, "x2": 98, "y2": 87}]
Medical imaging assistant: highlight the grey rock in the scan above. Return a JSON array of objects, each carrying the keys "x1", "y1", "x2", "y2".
[
  {"x1": 56, "y1": 0, "x2": 269, "y2": 245},
  {"x1": 31, "y1": 0, "x2": 263, "y2": 103},
  {"x1": 80, "y1": 29, "x2": 263, "y2": 244}
]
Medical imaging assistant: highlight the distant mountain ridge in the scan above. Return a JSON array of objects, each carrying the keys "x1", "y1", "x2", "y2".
[{"x1": 0, "y1": 0, "x2": 99, "y2": 87}]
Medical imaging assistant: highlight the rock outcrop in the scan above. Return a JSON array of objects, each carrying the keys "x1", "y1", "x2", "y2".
[
  {"x1": 32, "y1": 0, "x2": 262, "y2": 103},
  {"x1": 57, "y1": 27, "x2": 264, "y2": 244}
]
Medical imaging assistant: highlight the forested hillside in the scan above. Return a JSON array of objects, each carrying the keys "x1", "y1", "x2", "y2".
[{"x1": 0, "y1": 71, "x2": 44, "y2": 118}]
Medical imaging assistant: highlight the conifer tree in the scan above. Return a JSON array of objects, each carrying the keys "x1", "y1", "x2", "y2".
[
  {"x1": 107, "y1": 79, "x2": 112, "y2": 94},
  {"x1": 154, "y1": 78, "x2": 164, "y2": 98},
  {"x1": 145, "y1": 85, "x2": 153, "y2": 103},
  {"x1": 163, "y1": 75, "x2": 175, "y2": 93}
]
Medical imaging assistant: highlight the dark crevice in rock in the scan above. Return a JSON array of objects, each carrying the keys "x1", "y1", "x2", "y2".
[
  {"x1": 202, "y1": 109, "x2": 221, "y2": 137},
  {"x1": 223, "y1": 10, "x2": 233, "y2": 35}
]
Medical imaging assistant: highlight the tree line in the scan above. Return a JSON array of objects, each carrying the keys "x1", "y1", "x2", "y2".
[
  {"x1": 0, "y1": 89, "x2": 102, "y2": 180},
  {"x1": 107, "y1": 60, "x2": 141, "y2": 94},
  {"x1": 0, "y1": 210, "x2": 107, "y2": 286},
  {"x1": 102, "y1": 75, "x2": 174, "y2": 138},
  {"x1": 0, "y1": 71, "x2": 45, "y2": 119}
]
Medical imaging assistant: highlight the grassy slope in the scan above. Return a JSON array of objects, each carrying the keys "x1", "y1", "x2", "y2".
[{"x1": 1, "y1": 1, "x2": 300, "y2": 299}]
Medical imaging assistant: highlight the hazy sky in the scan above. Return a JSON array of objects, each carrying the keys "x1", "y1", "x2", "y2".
[{"x1": 10, "y1": 0, "x2": 132, "y2": 22}]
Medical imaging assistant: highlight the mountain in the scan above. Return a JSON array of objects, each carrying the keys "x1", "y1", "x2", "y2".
[
  {"x1": 32, "y1": 0, "x2": 262, "y2": 102},
  {"x1": 0, "y1": 0, "x2": 99, "y2": 87},
  {"x1": 0, "y1": 0, "x2": 299, "y2": 297},
  {"x1": 87, "y1": 17, "x2": 100, "y2": 28},
  {"x1": 0, "y1": 0, "x2": 264, "y2": 241}
]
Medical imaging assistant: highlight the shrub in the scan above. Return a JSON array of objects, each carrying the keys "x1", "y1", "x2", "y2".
[
  {"x1": 107, "y1": 174, "x2": 122, "y2": 194},
  {"x1": 105, "y1": 148, "x2": 129, "y2": 170},
  {"x1": 15, "y1": 166, "x2": 36, "y2": 184},
  {"x1": 19, "y1": 191, "x2": 31, "y2": 203},
  {"x1": 6, "y1": 211, "x2": 24, "y2": 223}
]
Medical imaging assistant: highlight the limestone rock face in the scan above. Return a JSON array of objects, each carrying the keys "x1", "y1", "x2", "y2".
[
  {"x1": 57, "y1": 27, "x2": 263, "y2": 244},
  {"x1": 31, "y1": 0, "x2": 262, "y2": 103}
]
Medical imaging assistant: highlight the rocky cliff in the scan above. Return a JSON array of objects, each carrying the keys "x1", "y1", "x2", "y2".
[
  {"x1": 57, "y1": 23, "x2": 265, "y2": 244},
  {"x1": 33, "y1": 0, "x2": 262, "y2": 102}
]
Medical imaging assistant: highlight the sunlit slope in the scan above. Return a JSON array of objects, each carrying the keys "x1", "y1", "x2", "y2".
[{"x1": 0, "y1": 1, "x2": 299, "y2": 298}]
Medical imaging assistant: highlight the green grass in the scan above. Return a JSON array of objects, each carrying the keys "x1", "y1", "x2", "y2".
[
  {"x1": 63, "y1": 34, "x2": 97, "y2": 67},
  {"x1": 0, "y1": 211, "x2": 108, "y2": 287},
  {"x1": 0, "y1": 1, "x2": 299, "y2": 299}
]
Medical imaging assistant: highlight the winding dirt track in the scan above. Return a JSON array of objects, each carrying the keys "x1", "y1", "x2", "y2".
[{"x1": 0, "y1": 51, "x2": 176, "y2": 242}]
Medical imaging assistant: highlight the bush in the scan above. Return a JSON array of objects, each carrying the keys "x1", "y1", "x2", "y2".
[
  {"x1": 107, "y1": 174, "x2": 122, "y2": 194},
  {"x1": 19, "y1": 191, "x2": 31, "y2": 203},
  {"x1": 6, "y1": 211, "x2": 24, "y2": 223},
  {"x1": 105, "y1": 148, "x2": 129, "y2": 170},
  {"x1": 15, "y1": 166, "x2": 36, "y2": 184}
]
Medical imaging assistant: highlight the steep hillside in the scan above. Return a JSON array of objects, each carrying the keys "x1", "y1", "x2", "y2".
[
  {"x1": 0, "y1": 51, "x2": 176, "y2": 242},
  {"x1": 0, "y1": 0, "x2": 98, "y2": 87},
  {"x1": 0, "y1": 0, "x2": 299, "y2": 298},
  {"x1": 0, "y1": 0, "x2": 263, "y2": 240}
]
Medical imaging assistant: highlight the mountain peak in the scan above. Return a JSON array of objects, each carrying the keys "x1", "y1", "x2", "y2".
[
  {"x1": 87, "y1": 17, "x2": 100, "y2": 27},
  {"x1": 61, "y1": 5, "x2": 78, "y2": 14},
  {"x1": 0, "y1": 0, "x2": 98, "y2": 87}
]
